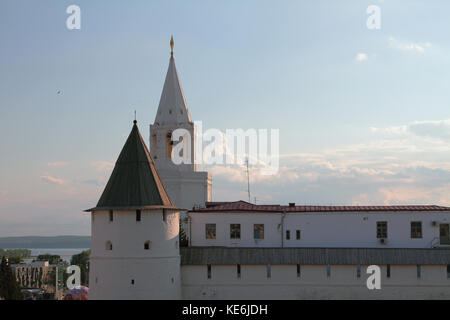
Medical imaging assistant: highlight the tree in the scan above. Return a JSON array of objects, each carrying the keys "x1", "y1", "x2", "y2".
[
  {"x1": 7, "y1": 256, "x2": 22, "y2": 264},
  {"x1": 70, "y1": 250, "x2": 90, "y2": 286},
  {"x1": 36, "y1": 254, "x2": 62, "y2": 265},
  {"x1": 0, "y1": 256, "x2": 23, "y2": 300},
  {"x1": 179, "y1": 220, "x2": 189, "y2": 247},
  {"x1": 0, "y1": 249, "x2": 31, "y2": 259}
]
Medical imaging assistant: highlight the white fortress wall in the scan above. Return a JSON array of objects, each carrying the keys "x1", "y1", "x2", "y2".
[{"x1": 181, "y1": 264, "x2": 450, "y2": 300}]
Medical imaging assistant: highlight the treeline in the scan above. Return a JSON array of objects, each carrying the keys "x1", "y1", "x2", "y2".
[
  {"x1": 0, "y1": 249, "x2": 32, "y2": 263},
  {"x1": 0, "y1": 248, "x2": 32, "y2": 258},
  {"x1": 0, "y1": 257, "x2": 23, "y2": 300}
]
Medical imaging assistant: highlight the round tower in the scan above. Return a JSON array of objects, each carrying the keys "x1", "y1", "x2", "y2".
[{"x1": 86, "y1": 120, "x2": 181, "y2": 300}]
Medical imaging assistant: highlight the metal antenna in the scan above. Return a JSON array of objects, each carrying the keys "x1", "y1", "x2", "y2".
[{"x1": 245, "y1": 157, "x2": 251, "y2": 203}]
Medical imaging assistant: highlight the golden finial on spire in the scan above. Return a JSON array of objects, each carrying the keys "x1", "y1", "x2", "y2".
[{"x1": 170, "y1": 36, "x2": 174, "y2": 57}]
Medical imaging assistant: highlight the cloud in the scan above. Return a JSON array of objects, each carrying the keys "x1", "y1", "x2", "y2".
[
  {"x1": 388, "y1": 36, "x2": 431, "y2": 54},
  {"x1": 355, "y1": 53, "x2": 368, "y2": 62},
  {"x1": 40, "y1": 175, "x2": 67, "y2": 185},
  {"x1": 82, "y1": 179, "x2": 103, "y2": 186},
  {"x1": 208, "y1": 165, "x2": 299, "y2": 184},
  {"x1": 47, "y1": 161, "x2": 69, "y2": 167},
  {"x1": 210, "y1": 119, "x2": 450, "y2": 206},
  {"x1": 371, "y1": 119, "x2": 450, "y2": 142},
  {"x1": 408, "y1": 120, "x2": 450, "y2": 141},
  {"x1": 91, "y1": 161, "x2": 114, "y2": 172},
  {"x1": 379, "y1": 184, "x2": 450, "y2": 206}
]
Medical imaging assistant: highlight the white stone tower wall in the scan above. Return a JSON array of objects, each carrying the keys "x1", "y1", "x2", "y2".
[{"x1": 88, "y1": 209, "x2": 181, "y2": 300}]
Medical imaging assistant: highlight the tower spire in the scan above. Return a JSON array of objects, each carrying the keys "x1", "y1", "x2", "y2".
[{"x1": 154, "y1": 37, "x2": 192, "y2": 125}]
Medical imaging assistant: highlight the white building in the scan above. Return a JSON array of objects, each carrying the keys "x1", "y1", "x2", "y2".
[
  {"x1": 189, "y1": 201, "x2": 450, "y2": 248},
  {"x1": 86, "y1": 39, "x2": 450, "y2": 300}
]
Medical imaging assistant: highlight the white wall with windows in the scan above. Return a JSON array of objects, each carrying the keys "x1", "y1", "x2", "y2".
[
  {"x1": 189, "y1": 211, "x2": 450, "y2": 248},
  {"x1": 189, "y1": 211, "x2": 283, "y2": 247}
]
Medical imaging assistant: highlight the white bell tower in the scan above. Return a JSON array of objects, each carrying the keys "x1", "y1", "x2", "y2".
[{"x1": 150, "y1": 37, "x2": 211, "y2": 212}]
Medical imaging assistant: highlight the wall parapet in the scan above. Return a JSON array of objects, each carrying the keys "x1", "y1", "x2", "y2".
[{"x1": 180, "y1": 247, "x2": 450, "y2": 265}]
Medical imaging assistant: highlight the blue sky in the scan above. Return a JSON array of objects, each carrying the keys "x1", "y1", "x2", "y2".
[{"x1": 0, "y1": 0, "x2": 449, "y2": 236}]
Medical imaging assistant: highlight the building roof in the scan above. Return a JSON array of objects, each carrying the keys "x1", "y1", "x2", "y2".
[
  {"x1": 201, "y1": 201, "x2": 284, "y2": 212},
  {"x1": 154, "y1": 41, "x2": 192, "y2": 126},
  {"x1": 191, "y1": 200, "x2": 450, "y2": 213},
  {"x1": 180, "y1": 247, "x2": 450, "y2": 265},
  {"x1": 85, "y1": 121, "x2": 176, "y2": 211}
]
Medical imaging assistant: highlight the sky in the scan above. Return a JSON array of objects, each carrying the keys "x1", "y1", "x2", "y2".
[{"x1": 0, "y1": 0, "x2": 449, "y2": 236}]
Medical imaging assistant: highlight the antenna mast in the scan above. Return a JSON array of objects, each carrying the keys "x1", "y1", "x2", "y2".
[{"x1": 245, "y1": 157, "x2": 251, "y2": 203}]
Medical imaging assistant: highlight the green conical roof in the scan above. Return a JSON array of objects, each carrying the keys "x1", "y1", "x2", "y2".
[{"x1": 85, "y1": 121, "x2": 175, "y2": 211}]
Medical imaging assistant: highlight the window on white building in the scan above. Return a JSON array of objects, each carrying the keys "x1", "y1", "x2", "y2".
[
  {"x1": 296, "y1": 230, "x2": 301, "y2": 240},
  {"x1": 237, "y1": 264, "x2": 241, "y2": 278},
  {"x1": 152, "y1": 134, "x2": 157, "y2": 158},
  {"x1": 377, "y1": 221, "x2": 387, "y2": 238},
  {"x1": 106, "y1": 241, "x2": 112, "y2": 251},
  {"x1": 136, "y1": 210, "x2": 141, "y2": 222},
  {"x1": 357, "y1": 264, "x2": 361, "y2": 278},
  {"x1": 326, "y1": 264, "x2": 331, "y2": 278},
  {"x1": 206, "y1": 224, "x2": 216, "y2": 239},
  {"x1": 286, "y1": 230, "x2": 290, "y2": 240},
  {"x1": 417, "y1": 265, "x2": 421, "y2": 278},
  {"x1": 387, "y1": 264, "x2": 391, "y2": 278},
  {"x1": 144, "y1": 241, "x2": 151, "y2": 250},
  {"x1": 109, "y1": 210, "x2": 113, "y2": 222},
  {"x1": 267, "y1": 264, "x2": 271, "y2": 278},
  {"x1": 207, "y1": 264, "x2": 211, "y2": 279},
  {"x1": 440, "y1": 224, "x2": 450, "y2": 245},
  {"x1": 297, "y1": 264, "x2": 301, "y2": 278},
  {"x1": 230, "y1": 224, "x2": 240, "y2": 239},
  {"x1": 254, "y1": 224, "x2": 264, "y2": 239},
  {"x1": 411, "y1": 222, "x2": 422, "y2": 238},
  {"x1": 166, "y1": 131, "x2": 173, "y2": 159},
  {"x1": 447, "y1": 265, "x2": 450, "y2": 278}
]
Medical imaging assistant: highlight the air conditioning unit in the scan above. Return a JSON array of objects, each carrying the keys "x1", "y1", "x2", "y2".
[{"x1": 379, "y1": 238, "x2": 387, "y2": 244}]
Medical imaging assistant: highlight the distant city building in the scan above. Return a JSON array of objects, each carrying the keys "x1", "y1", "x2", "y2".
[{"x1": 12, "y1": 261, "x2": 64, "y2": 300}]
